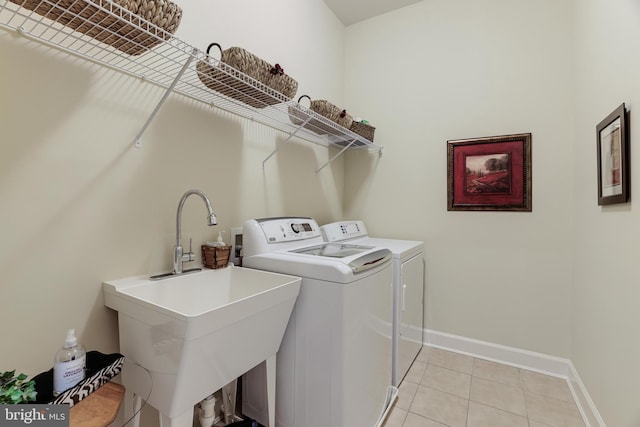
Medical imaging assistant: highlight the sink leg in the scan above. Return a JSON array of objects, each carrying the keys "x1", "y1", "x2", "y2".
[
  {"x1": 159, "y1": 408, "x2": 193, "y2": 427},
  {"x1": 222, "y1": 379, "x2": 238, "y2": 424},
  {"x1": 266, "y1": 354, "x2": 276, "y2": 427},
  {"x1": 123, "y1": 392, "x2": 142, "y2": 427}
]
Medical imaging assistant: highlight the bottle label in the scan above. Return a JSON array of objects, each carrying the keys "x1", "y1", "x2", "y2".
[{"x1": 53, "y1": 355, "x2": 86, "y2": 394}]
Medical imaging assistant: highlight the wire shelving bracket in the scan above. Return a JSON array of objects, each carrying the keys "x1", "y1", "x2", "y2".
[{"x1": 0, "y1": 0, "x2": 384, "y2": 168}]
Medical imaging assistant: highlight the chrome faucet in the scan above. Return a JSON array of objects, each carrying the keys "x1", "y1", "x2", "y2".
[{"x1": 173, "y1": 189, "x2": 217, "y2": 275}]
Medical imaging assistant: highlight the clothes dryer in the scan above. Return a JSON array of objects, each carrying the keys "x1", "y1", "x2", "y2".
[{"x1": 321, "y1": 220, "x2": 425, "y2": 386}]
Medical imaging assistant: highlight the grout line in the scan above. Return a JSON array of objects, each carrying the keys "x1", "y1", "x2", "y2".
[{"x1": 398, "y1": 346, "x2": 587, "y2": 427}]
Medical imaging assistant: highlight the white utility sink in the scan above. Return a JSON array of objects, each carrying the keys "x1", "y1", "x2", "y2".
[{"x1": 103, "y1": 267, "x2": 301, "y2": 426}]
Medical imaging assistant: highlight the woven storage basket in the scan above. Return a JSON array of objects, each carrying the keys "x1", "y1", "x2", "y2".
[
  {"x1": 8, "y1": 0, "x2": 182, "y2": 55},
  {"x1": 196, "y1": 43, "x2": 298, "y2": 109},
  {"x1": 201, "y1": 245, "x2": 231, "y2": 269},
  {"x1": 350, "y1": 121, "x2": 376, "y2": 142},
  {"x1": 288, "y1": 95, "x2": 353, "y2": 135}
]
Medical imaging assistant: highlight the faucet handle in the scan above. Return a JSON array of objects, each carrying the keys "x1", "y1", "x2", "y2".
[
  {"x1": 182, "y1": 237, "x2": 195, "y2": 262},
  {"x1": 188, "y1": 238, "x2": 195, "y2": 260}
]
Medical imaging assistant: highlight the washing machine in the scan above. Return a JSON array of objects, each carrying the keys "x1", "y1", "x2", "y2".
[
  {"x1": 240, "y1": 217, "x2": 397, "y2": 427},
  {"x1": 321, "y1": 220, "x2": 424, "y2": 387}
]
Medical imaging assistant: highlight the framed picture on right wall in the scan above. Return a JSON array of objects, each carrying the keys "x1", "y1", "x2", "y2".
[{"x1": 597, "y1": 103, "x2": 629, "y2": 205}]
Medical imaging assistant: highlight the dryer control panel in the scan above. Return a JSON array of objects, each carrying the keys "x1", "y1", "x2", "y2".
[
  {"x1": 321, "y1": 220, "x2": 368, "y2": 242},
  {"x1": 257, "y1": 217, "x2": 321, "y2": 243}
]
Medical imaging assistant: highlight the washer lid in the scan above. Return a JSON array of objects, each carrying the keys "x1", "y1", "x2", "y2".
[
  {"x1": 291, "y1": 243, "x2": 372, "y2": 258},
  {"x1": 290, "y1": 244, "x2": 391, "y2": 273}
]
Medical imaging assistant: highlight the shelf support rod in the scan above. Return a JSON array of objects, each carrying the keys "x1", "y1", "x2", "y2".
[
  {"x1": 315, "y1": 139, "x2": 356, "y2": 173},
  {"x1": 262, "y1": 117, "x2": 312, "y2": 168},
  {"x1": 133, "y1": 48, "x2": 197, "y2": 148}
]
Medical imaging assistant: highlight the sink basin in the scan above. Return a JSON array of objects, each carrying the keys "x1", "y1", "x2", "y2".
[{"x1": 103, "y1": 266, "x2": 301, "y2": 421}]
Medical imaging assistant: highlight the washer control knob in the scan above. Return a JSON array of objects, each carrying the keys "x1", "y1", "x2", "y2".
[{"x1": 291, "y1": 223, "x2": 301, "y2": 233}]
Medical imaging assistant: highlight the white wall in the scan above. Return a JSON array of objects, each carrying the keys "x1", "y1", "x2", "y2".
[
  {"x1": 345, "y1": 0, "x2": 640, "y2": 425},
  {"x1": 344, "y1": 0, "x2": 575, "y2": 357},
  {"x1": 0, "y1": 0, "x2": 345, "y2": 389},
  {"x1": 572, "y1": 0, "x2": 640, "y2": 425}
]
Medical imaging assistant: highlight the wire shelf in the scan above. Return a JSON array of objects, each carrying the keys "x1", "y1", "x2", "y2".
[{"x1": 0, "y1": 0, "x2": 383, "y2": 160}]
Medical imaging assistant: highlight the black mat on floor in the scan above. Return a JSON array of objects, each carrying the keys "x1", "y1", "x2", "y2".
[{"x1": 226, "y1": 420, "x2": 261, "y2": 427}]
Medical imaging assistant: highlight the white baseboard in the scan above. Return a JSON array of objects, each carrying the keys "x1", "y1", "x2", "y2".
[
  {"x1": 567, "y1": 362, "x2": 607, "y2": 427},
  {"x1": 424, "y1": 329, "x2": 606, "y2": 427}
]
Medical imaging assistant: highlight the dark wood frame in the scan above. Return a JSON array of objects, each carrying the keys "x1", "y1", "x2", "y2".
[
  {"x1": 597, "y1": 103, "x2": 629, "y2": 205},
  {"x1": 447, "y1": 133, "x2": 532, "y2": 211}
]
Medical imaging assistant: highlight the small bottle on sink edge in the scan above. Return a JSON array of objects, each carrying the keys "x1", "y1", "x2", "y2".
[{"x1": 53, "y1": 328, "x2": 86, "y2": 396}]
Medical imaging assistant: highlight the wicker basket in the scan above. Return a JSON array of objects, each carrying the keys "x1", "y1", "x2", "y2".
[
  {"x1": 196, "y1": 43, "x2": 298, "y2": 109},
  {"x1": 349, "y1": 121, "x2": 376, "y2": 142},
  {"x1": 201, "y1": 245, "x2": 231, "y2": 269},
  {"x1": 288, "y1": 95, "x2": 353, "y2": 135},
  {"x1": 8, "y1": 0, "x2": 183, "y2": 55}
]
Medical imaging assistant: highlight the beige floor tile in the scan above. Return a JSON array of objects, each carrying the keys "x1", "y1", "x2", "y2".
[
  {"x1": 472, "y1": 358, "x2": 521, "y2": 387},
  {"x1": 428, "y1": 348, "x2": 474, "y2": 374},
  {"x1": 382, "y1": 406, "x2": 407, "y2": 427},
  {"x1": 520, "y1": 369, "x2": 573, "y2": 402},
  {"x1": 525, "y1": 391, "x2": 586, "y2": 427},
  {"x1": 396, "y1": 380, "x2": 419, "y2": 410},
  {"x1": 404, "y1": 360, "x2": 427, "y2": 384},
  {"x1": 467, "y1": 401, "x2": 529, "y2": 427},
  {"x1": 529, "y1": 421, "x2": 555, "y2": 427},
  {"x1": 410, "y1": 385, "x2": 468, "y2": 427},
  {"x1": 415, "y1": 346, "x2": 431, "y2": 363},
  {"x1": 395, "y1": 346, "x2": 588, "y2": 427},
  {"x1": 403, "y1": 412, "x2": 448, "y2": 427},
  {"x1": 469, "y1": 376, "x2": 526, "y2": 416},
  {"x1": 421, "y1": 364, "x2": 471, "y2": 399}
]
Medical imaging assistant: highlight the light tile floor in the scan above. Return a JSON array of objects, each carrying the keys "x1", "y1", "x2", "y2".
[{"x1": 383, "y1": 346, "x2": 586, "y2": 427}]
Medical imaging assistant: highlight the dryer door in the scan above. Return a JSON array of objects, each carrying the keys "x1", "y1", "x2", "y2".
[{"x1": 397, "y1": 253, "x2": 425, "y2": 385}]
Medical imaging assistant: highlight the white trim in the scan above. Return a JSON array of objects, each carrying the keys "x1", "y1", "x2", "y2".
[
  {"x1": 567, "y1": 361, "x2": 607, "y2": 427},
  {"x1": 424, "y1": 329, "x2": 606, "y2": 427}
]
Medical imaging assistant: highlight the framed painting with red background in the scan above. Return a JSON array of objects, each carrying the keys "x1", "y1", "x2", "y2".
[{"x1": 447, "y1": 133, "x2": 532, "y2": 211}]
